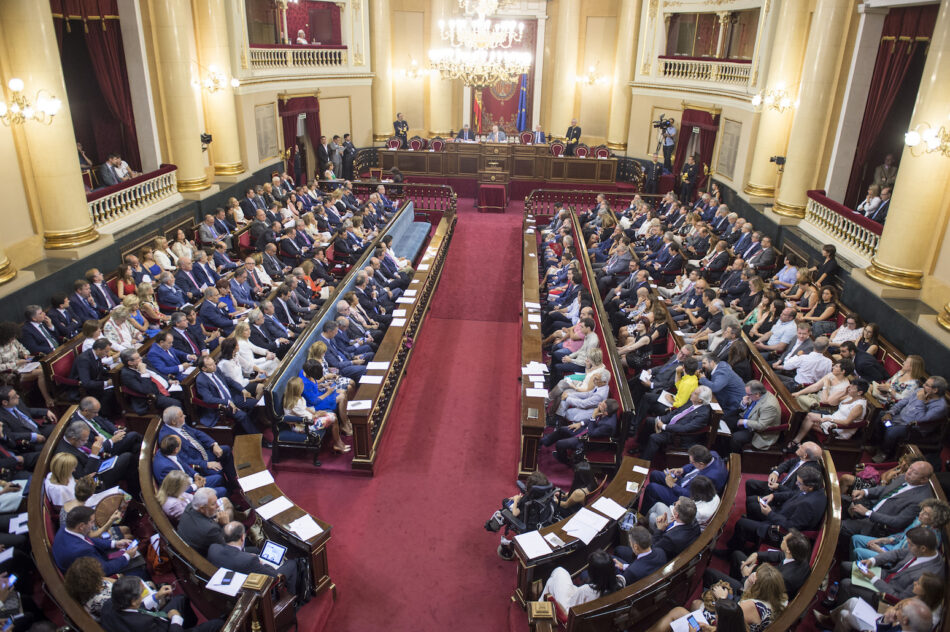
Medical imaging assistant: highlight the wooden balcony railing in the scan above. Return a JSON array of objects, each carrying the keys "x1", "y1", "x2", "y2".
[
  {"x1": 249, "y1": 44, "x2": 347, "y2": 69},
  {"x1": 86, "y1": 164, "x2": 178, "y2": 228},
  {"x1": 524, "y1": 188, "x2": 663, "y2": 217},
  {"x1": 804, "y1": 190, "x2": 882, "y2": 261},
  {"x1": 658, "y1": 56, "x2": 752, "y2": 86}
]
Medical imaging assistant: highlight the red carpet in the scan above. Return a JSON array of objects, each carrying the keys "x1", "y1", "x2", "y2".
[{"x1": 275, "y1": 198, "x2": 527, "y2": 631}]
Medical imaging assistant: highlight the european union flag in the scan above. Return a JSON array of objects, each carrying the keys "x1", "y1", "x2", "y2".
[{"x1": 516, "y1": 74, "x2": 528, "y2": 132}]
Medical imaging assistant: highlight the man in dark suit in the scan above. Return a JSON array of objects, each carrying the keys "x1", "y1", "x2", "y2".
[
  {"x1": 48, "y1": 294, "x2": 82, "y2": 342},
  {"x1": 175, "y1": 257, "x2": 204, "y2": 303},
  {"x1": 52, "y1": 506, "x2": 138, "y2": 576},
  {"x1": 20, "y1": 304, "x2": 59, "y2": 355},
  {"x1": 839, "y1": 341, "x2": 890, "y2": 383},
  {"x1": 353, "y1": 273, "x2": 392, "y2": 326},
  {"x1": 840, "y1": 461, "x2": 935, "y2": 539},
  {"x1": 70, "y1": 338, "x2": 117, "y2": 415},
  {"x1": 720, "y1": 466, "x2": 826, "y2": 554},
  {"x1": 69, "y1": 280, "x2": 101, "y2": 323},
  {"x1": 86, "y1": 268, "x2": 120, "y2": 315},
  {"x1": 177, "y1": 487, "x2": 228, "y2": 556},
  {"x1": 98, "y1": 154, "x2": 122, "y2": 188},
  {"x1": 310, "y1": 248, "x2": 336, "y2": 287},
  {"x1": 279, "y1": 228, "x2": 306, "y2": 265},
  {"x1": 194, "y1": 356, "x2": 258, "y2": 436},
  {"x1": 0, "y1": 385, "x2": 56, "y2": 442},
  {"x1": 637, "y1": 386, "x2": 713, "y2": 460},
  {"x1": 192, "y1": 251, "x2": 220, "y2": 290},
  {"x1": 541, "y1": 399, "x2": 618, "y2": 464},
  {"x1": 319, "y1": 322, "x2": 367, "y2": 380},
  {"x1": 652, "y1": 497, "x2": 701, "y2": 559},
  {"x1": 159, "y1": 405, "x2": 234, "y2": 486},
  {"x1": 316, "y1": 135, "x2": 331, "y2": 173},
  {"x1": 745, "y1": 441, "x2": 823, "y2": 504},
  {"x1": 72, "y1": 394, "x2": 142, "y2": 456},
  {"x1": 238, "y1": 188, "x2": 261, "y2": 220},
  {"x1": 197, "y1": 288, "x2": 237, "y2": 336},
  {"x1": 393, "y1": 114, "x2": 408, "y2": 148},
  {"x1": 256, "y1": 221, "x2": 282, "y2": 253},
  {"x1": 118, "y1": 349, "x2": 185, "y2": 412},
  {"x1": 212, "y1": 243, "x2": 238, "y2": 274},
  {"x1": 631, "y1": 344, "x2": 696, "y2": 411},
  {"x1": 456, "y1": 124, "x2": 475, "y2": 141},
  {"x1": 57, "y1": 419, "x2": 134, "y2": 490},
  {"x1": 866, "y1": 186, "x2": 891, "y2": 224},
  {"x1": 272, "y1": 287, "x2": 302, "y2": 331},
  {"x1": 565, "y1": 119, "x2": 581, "y2": 156},
  {"x1": 748, "y1": 236, "x2": 777, "y2": 272},
  {"x1": 259, "y1": 300, "x2": 297, "y2": 346},
  {"x1": 156, "y1": 273, "x2": 188, "y2": 311},
  {"x1": 101, "y1": 574, "x2": 223, "y2": 632},
  {"x1": 679, "y1": 154, "x2": 699, "y2": 204},
  {"x1": 612, "y1": 526, "x2": 668, "y2": 586},
  {"x1": 262, "y1": 243, "x2": 289, "y2": 280},
  {"x1": 208, "y1": 522, "x2": 301, "y2": 599},
  {"x1": 641, "y1": 445, "x2": 728, "y2": 509},
  {"x1": 705, "y1": 529, "x2": 811, "y2": 599}
]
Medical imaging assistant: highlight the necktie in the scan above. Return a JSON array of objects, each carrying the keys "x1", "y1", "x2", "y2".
[
  {"x1": 680, "y1": 468, "x2": 699, "y2": 485},
  {"x1": 177, "y1": 426, "x2": 208, "y2": 461},
  {"x1": 210, "y1": 374, "x2": 229, "y2": 400},
  {"x1": 185, "y1": 271, "x2": 199, "y2": 290},
  {"x1": 874, "y1": 483, "x2": 908, "y2": 511},
  {"x1": 669, "y1": 405, "x2": 696, "y2": 426},
  {"x1": 782, "y1": 460, "x2": 803, "y2": 484},
  {"x1": 100, "y1": 285, "x2": 114, "y2": 308},
  {"x1": 208, "y1": 224, "x2": 218, "y2": 239},
  {"x1": 37, "y1": 323, "x2": 57, "y2": 347},
  {"x1": 884, "y1": 556, "x2": 917, "y2": 582},
  {"x1": 82, "y1": 414, "x2": 112, "y2": 439},
  {"x1": 10, "y1": 408, "x2": 37, "y2": 430},
  {"x1": 178, "y1": 331, "x2": 198, "y2": 354},
  {"x1": 269, "y1": 316, "x2": 288, "y2": 336}
]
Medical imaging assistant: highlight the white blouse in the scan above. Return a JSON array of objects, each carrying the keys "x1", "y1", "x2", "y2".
[
  {"x1": 103, "y1": 319, "x2": 139, "y2": 352},
  {"x1": 45, "y1": 473, "x2": 76, "y2": 507},
  {"x1": 236, "y1": 338, "x2": 278, "y2": 376},
  {"x1": 218, "y1": 358, "x2": 248, "y2": 387}
]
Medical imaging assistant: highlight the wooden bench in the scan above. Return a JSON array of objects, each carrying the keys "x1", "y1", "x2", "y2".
[{"x1": 521, "y1": 211, "x2": 546, "y2": 477}]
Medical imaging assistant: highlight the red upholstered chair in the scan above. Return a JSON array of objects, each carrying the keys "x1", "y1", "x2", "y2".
[
  {"x1": 386, "y1": 137, "x2": 401, "y2": 150},
  {"x1": 409, "y1": 137, "x2": 423, "y2": 151},
  {"x1": 574, "y1": 144, "x2": 590, "y2": 158},
  {"x1": 594, "y1": 145, "x2": 610, "y2": 159},
  {"x1": 520, "y1": 131, "x2": 533, "y2": 144},
  {"x1": 550, "y1": 141, "x2": 565, "y2": 157},
  {"x1": 431, "y1": 138, "x2": 445, "y2": 152}
]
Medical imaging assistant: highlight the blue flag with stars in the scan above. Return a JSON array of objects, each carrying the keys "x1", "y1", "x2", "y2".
[{"x1": 516, "y1": 74, "x2": 528, "y2": 132}]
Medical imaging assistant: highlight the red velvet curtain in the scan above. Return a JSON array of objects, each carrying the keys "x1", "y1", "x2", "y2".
[
  {"x1": 844, "y1": 5, "x2": 938, "y2": 206},
  {"x1": 278, "y1": 96, "x2": 321, "y2": 175},
  {"x1": 286, "y1": 0, "x2": 342, "y2": 45},
  {"x1": 50, "y1": 0, "x2": 140, "y2": 169},
  {"x1": 673, "y1": 109, "x2": 719, "y2": 177}
]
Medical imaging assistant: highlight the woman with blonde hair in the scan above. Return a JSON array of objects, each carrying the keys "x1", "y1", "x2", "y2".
[
  {"x1": 122, "y1": 295, "x2": 159, "y2": 338},
  {"x1": 45, "y1": 452, "x2": 78, "y2": 506},
  {"x1": 152, "y1": 236, "x2": 178, "y2": 271},
  {"x1": 103, "y1": 306, "x2": 142, "y2": 352},
  {"x1": 308, "y1": 340, "x2": 354, "y2": 393},
  {"x1": 872, "y1": 354, "x2": 925, "y2": 405},
  {"x1": 140, "y1": 247, "x2": 162, "y2": 278},
  {"x1": 137, "y1": 281, "x2": 169, "y2": 327},
  {"x1": 283, "y1": 377, "x2": 349, "y2": 452},
  {"x1": 233, "y1": 321, "x2": 278, "y2": 377}
]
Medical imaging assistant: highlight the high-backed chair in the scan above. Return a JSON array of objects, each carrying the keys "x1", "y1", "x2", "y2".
[
  {"x1": 430, "y1": 137, "x2": 445, "y2": 152},
  {"x1": 409, "y1": 137, "x2": 424, "y2": 151},
  {"x1": 386, "y1": 138, "x2": 401, "y2": 150},
  {"x1": 550, "y1": 141, "x2": 565, "y2": 157},
  {"x1": 574, "y1": 144, "x2": 590, "y2": 158},
  {"x1": 520, "y1": 131, "x2": 533, "y2": 144},
  {"x1": 594, "y1": 145, "x2": 610, "y2": 159}
]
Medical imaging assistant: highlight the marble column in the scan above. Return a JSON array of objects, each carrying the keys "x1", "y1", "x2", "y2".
[
  {"x1": 743, "y1": 0, "x2": 810, "y2": 197},
  {"x1": 772, "y1": 0, "x2": 852, "y2": 217},
  {"x1": 550, "y1": 0, "x2": 580, "y2": 138},
  {"x1": 370, "y1": 0, "x2": 394, "y2": 141},
  {"x1": 605, "y1": 0, "x2": 641, "y2": 150},
  {"x1": 152, "y1": 0, "x2": 210, "y2": 192},
  {"x1": 0, "y1": 0, "x2": 98, "y2": 249},
  {"x1": 869, "y1": 0, "x2": 950, "y2": 292},
  {"x1": 428, "y1": 0, "x2": 454, "y2": 136}
]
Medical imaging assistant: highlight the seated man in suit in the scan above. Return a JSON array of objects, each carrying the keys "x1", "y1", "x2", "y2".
[
  {"x1": 57, "y1": 419, "x2": 136, "y2": 490},
  {"x1": 71, "y1": 338, "x2": 118, "y2": 416},
  {"x1": 728, "y1": 380, "x2": 783, "y2": 454},
  {"x1": 153, "y1": 434, "x2": 227, "y2": 498},
  {"x1": 0, "y1": 386, "x2": 56, "y2": 459},
  {"x1": 170, "y1": 312, "x2": 209, "y2": 356},
  {"x1": 745, "y1": 441, "x2": 823, "y2": 505},
  {"x1": 704, "y1": 529, "x2": 811, "y2": 600},
  {"x1": 182, "y1": 305, "x2": 220, "y2": 352},
  {"x1": 319, "y1": 321, "x2": 367, "y2": 380},
  {"x1": 52, "y1": 506, "x2": 140, "y2": 576},
  {"x1": 208, "y1": 522, "x2": 302, "y2": 602},
  {"x1": 48, "y1": 293, "x2": 82, "y2": 342},
  {"x1": 101, "y1": 574, "x2": 222, "y2": 632},
  {"x1": 334, "y1": 316, "x2": 375, "y2": 357},
  {"x1": 456, "y1": 123, "x2": 476, "y2": 141},
  {"x1": 262, "y1": 242, "x2": 290, "y2": 280},
  {"x1": 195, "y1": 355, "x2": 259, "y2": 437},
  {"x1": 611, "y1": 525, "x2": 667, "y2": 587},
  {"x1": 174, "y1": 257, "x2": 205, "y2": 303},
  {"x1": 541, "y1": 398, "x2": 618, "y2": 465},
  {"x1": 640, "y1": 445, "x2": 727, "y2": 510},
  {"x1": 118, "y1": 349, "x2": 185, "y2": 411},
  {"x1": 198, "y1": 213, "x2": 231, "y2": 250},
  {"x1": 21, "y1": 304, "x2": 59, "y2": 355},
  {"x1": 197, "y1": 287, "x2": 237, "y2": 336},
  {"x1": 212, "y1": 242, "x2": 238, "y2": 274},
  {"x1": 871, "y1": 376, "x2": 949, "y2": 463},
  {"x1": 70, "y1": 279, "x2": 102, "y2": 323},
  {"x1": 229, "y1": 268, "x2": 258, "y2": 310},
  {"x1": 486, "y1": 124, "x2": 506, "y2": 143},
  {"x1": 637, "y1": 386, "x2": 713, "y2": 461},
  {"x1": 840, "y1": 461, "x2": 935, "y2": 540},
  {"x1": 747, "y1": 236, "x2": 776, "y2": 272},
  {"x1": 631, "y1": 344, "x2": 696, "y2": 413},
  {"x1": 838, "y1": 340, "x2": 890, "y2": 383},
  {"x1": 259, "y1": 299, "x2": 297, "y2": 346},
  {"x1": 720, "y1": 466, "x2": 826, "y2": 555},
  {"x1": 176, "y1": 487, "x2": 229, "y2": 557},
  {"x1": 272, "y1": 285, "x2": 304, "y2": 332},
  {"x1": 156, "y1": 272, "x2": 188, "y2": 311},
  {"x1": 651, "y1": 497, "x2": 701, "y2": 560},
  {"x1": 86, "y1": 268, "x2": 120, "y2": 315},
  {"x1": 147, "y1": 331, "x2": 196, "y2": 383},
  {"x1": 159, "y1": 405, "x2": 235, "y2": 489},
  {"x1": 72, "y1": 395, "x2": 142, "y2": 457}
]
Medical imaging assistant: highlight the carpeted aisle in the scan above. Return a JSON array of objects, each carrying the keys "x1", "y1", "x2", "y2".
[{"x1": 276, "y1": 199, "x2": 528, "y2": 631}]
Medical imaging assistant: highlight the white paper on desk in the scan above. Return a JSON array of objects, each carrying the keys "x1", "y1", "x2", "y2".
[
  {"x1": 9, "y1": 512, "x2": 28, "y2": 534},
  {"x1": 346, "y1": 399, "x2": 372, "y2": 411},
  {"x1": 396, "y1": 297, "x2": 415, "y2": 304},
  {"x1": 574, "y1": 507, "x2": 610, "y2": 532},
  {"x1": 675, "y1": 330, "x2": 688, "y2": 336},
  {"x1": 670, "y1": 609, "x2": 707, "y2": 632},
  {"x1": 366, "y1": 361, "x2": 390, "y2": 370},
  {"x1": 168, "y1": 384, "x2": 182, "y2": 392},
  {"x1": 522, "y1": 362, "x2": 549, "y2": 374},
  {"x1": 256, "y1": 496, "x2": 294, "y2": 520},
  {"x1": 0, "y1": 548, "x2": 12, "y2": 564},
  {"x1": 525, "y1": 301, "x2": 541, "y2": 309},
  {"x1": 418, "y1": 263, "x2": 430, "y2": 270},
  {"x1": 514, "y1": 530, "x2": 553, "y2": 560},
  {"x1": 544, "y1": 532, "x2": 566, "y2": 549},
  {"x1": 16, "y1": 362, "x2": 39, "y2": 374},
  {"x1": 528, "y1": 253, "x2": 536, "y2": 258},
  {"x1": 531, "y1": 379, "x2": 545, "y2": 388},
  {"x1": 718, "y1": 420, "x2": 732, "y2": 435},
  {"x1": 591, "y1": 497, "x2": 627, "y2": 521},
  {"x1": 359, "y1": 374, "x2": 383, "y2": 385},
  {"x1": 289, "y1": 514, "x2": 324, "y2": 540},
  {"x1": 710, "y1": 402, "x2": 722, "y2": 412},
  {"x1": 390, "y1": 318, "x2": 407, "y2": 327},
  {"x1": 103, "y1": 383, "x2": 114, "y2": 390},
  {"x1": 410, "y1": 279, "x2": 420, "y2": 285},
  {"x1": 563, "y1": 508, "x2": 608, "y2": 545},
  {"x1": 529, "y1": 324, "x2": 539, "y2": 330},
  {"x1": 392, "y1": 309, "x2": 407, "y2": 317},
  {"x1": 849, "y1": 598, "x2": 880, "y2": 629},
  {"x1": 207, "y1": 568, "x2": 247, "y2": 597},
  {"x1": 404, "y1": 289, "x2": 418, "y2": 297},
  {"x1": 525, "y1": 388, "x2": 548, "y2": 398},
  {"x1": 526, "y1": 229, "x2": 535, "y2": 235},
  {"x1": 658, "y1": 391, "x2": 675, "y2": 408},
  {"x1": 524, "y1": 374, "x2": 544, "y2": 382},
  {"x1": 238, "y1": 470, "x2": 274, "y2": 492},
  {"x1": 632, "y1": 465, "x2": 650, "y2": 475},
  {"x1": 527, "y1": 314, "x2": 541, "y2": 323},
  {"x1": 626, "y1": 481, "x2": 640, "y2": 493},
  {"x1": 255, "y1": 397, "x2": 265, "y2": 407}
]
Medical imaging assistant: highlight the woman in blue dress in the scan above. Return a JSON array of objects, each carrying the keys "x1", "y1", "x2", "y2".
[{"x1": 299, "y1": 359, "x2": 352, "y2": 436}]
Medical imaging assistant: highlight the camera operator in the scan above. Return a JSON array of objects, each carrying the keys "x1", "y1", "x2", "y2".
[{"x1": 659, "y1": 116, "x2": 677, "y2": 171}]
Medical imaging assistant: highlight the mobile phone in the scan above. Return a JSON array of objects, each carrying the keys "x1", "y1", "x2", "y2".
[
  {"x1": 884, "y1": 420, "x2": 892, "y2": 427},
  {"x1": 221, "y1": 570, "x2": 235, "y2": 586},
  {"x1": 5, "y1": 575, "x2": 16, "y2": 586},
  {"x1": 857, "y1": 561, "x2": 869, "y2": 573},
  {"x1": 686, "y1": 615, "x2": 700, "y2": 631},
  {"x1": 127, "y1": 539, "x2": 139, "y2": 550},
  {"x1": 759, "y1": 497, "x2": 768, "y2": 506}
]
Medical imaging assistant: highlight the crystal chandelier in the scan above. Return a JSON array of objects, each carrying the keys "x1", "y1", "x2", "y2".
[
  {"x1": 0, "y1": 78, "x2": 62, "y2": 126},
  {"x1": 750, "y1": 83, "x2": 798, "y2": 113},
  {"x1": 428, "y1": 48, "x2": 531, "y2": 87},
  {"x1": 439, "y1": 17, "x2": 524, "y2": 49}
]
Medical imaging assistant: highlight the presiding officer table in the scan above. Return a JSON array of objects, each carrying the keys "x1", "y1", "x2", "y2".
[{"x1": 378, "y1": 142, "x2": 618, "y2": 185}]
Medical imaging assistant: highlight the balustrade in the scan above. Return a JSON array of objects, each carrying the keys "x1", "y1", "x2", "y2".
[
  {"x1": 804, "y1": 190, "x2": 881, "y2": 261},
  {"x1": 86, "y1": 165, "x2": 178, "y2": 227}
]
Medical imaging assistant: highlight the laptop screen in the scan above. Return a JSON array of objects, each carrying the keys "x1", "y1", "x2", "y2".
[{"x1": 260, "y1": 540, "x2": 287, "y2": 566}]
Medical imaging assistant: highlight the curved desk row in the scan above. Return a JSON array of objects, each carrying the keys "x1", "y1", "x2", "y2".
[{"x1": 520, "y1": 212, "x2": 545, "y2": 477}]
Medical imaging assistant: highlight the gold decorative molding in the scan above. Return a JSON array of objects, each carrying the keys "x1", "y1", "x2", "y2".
[
  {"x1": 214, "y1": 161, "x2": 245, "y2": 176},
  {"x1": 373, "y1": 133, "x2": 390, "y2": 142},
  {"x1": 743, "y1": 182, "x2": 775, "y2": 197},
  {"x1": 866, "y1": 257, "x2": 923, "y2": 290},
  {"x1": 606, "y1": 141, "x2": 627, "y2": 150},
  {"x1": 44, "y1": 224, "x2": 99, "y2": 250},
  {"x1": 177, "y1": 175, "x2": 211, "y2": 192},
  {"x1": 681, "y1": 100, "x2": 722, "y2": 115},
  {"x1": 648, "y1": 0, "x2": 659, "y2": 19},
  {"x1": 772, "y1": 200, "x2": 805, "y2": 218},
  {"x1": 278, "y1": 89, "x2": 322, "y2": 101},
  {"x1": 937, "y1": 303, "x2": 950, "y2": 332},
  {"x1": 0, "y1": 257, "x2": 17, "y2": 285}
]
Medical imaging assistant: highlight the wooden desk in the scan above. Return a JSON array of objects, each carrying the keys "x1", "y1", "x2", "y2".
[
  {"x1": 346, "y1": 209, "x2": 456, "y2": 472},
  {"x1": 232, "y1": 434, "x2": 335, "y2": 598},
  {"x1": 520, "y1": 213, "x2": 545, "y2": 477},
  {"x1": 378, "y1": 143, "x2": 618, "y2": 185}
]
